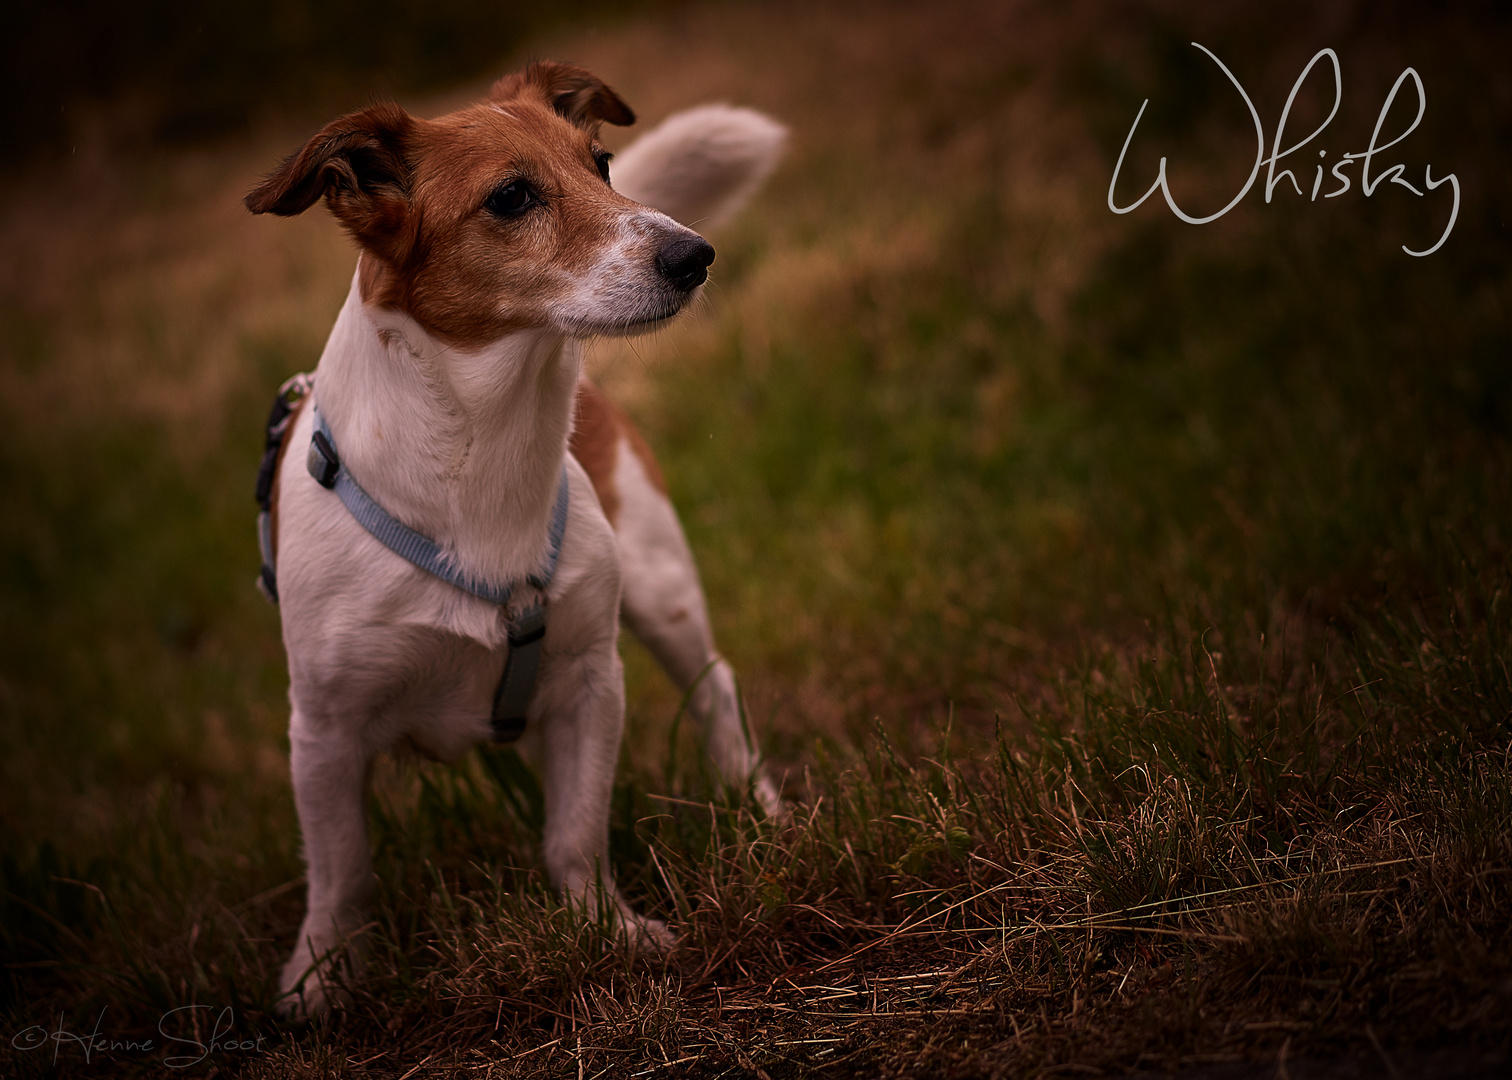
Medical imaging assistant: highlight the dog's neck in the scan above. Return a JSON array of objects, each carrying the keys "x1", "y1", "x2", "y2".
[{"x1": 314, "y1": 268, "x2": 580, "y2": 589}]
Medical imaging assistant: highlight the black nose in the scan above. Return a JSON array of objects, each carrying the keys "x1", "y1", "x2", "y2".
[{"x1": 656, "y1": 235, "x2": 715, "y2": 291}]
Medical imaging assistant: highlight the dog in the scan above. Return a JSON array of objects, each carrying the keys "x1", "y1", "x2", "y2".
[{"x1": 245, "y1": 61, "x2": 785, "y2": 1014}]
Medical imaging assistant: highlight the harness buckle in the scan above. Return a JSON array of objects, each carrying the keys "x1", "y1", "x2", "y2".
[
  {"x1": 507, "y1": 602, "x2": 547, "y2": 647},
  {"x1": 307, "y1": 430, "x2": 340, "y2": 489}
]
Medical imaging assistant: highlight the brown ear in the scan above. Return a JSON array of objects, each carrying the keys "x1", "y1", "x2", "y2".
[
  {"x1": 244, "y1": 103, "x2": 416, "y2": 263},
  {"x1": 491, "y1": 61, "x2": 635, "y2": 130}
]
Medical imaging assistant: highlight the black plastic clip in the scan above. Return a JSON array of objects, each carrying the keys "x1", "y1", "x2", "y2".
[{"x1": 307, "y1": 430, "x2": 340, "y2": 489}]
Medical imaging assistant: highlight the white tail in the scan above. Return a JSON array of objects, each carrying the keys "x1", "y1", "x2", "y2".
[{"x1": 612, "y1": 104, "x2": 787, "y2": 229}]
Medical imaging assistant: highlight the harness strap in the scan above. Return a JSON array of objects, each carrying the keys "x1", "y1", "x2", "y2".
[
  {"x1": 308, "y1": 401, "x2": 571, "y2": 595},
  {"x1": 486, "y1": 475, "x2": 569, "y2": 741},
  {"x1": 255, "y1": 373, "x2": 315, "y2": 603},
  {"x1": 254, "y1": 373, "x2": 569, "y2": 744},
  {"x1": 490, "y1": 602, "x2": 547, "y2": 741},
  {"x1": 307, "y1": 403, "x2": 569, "y2": 743}
]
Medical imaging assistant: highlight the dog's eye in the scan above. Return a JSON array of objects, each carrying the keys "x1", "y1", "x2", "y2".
[
  {"x1": 593, "y1": 150, "x2": 612, "y2": 183},
  {"x1": 485, "y1": 180, "x2": 537, "y2": 219}
]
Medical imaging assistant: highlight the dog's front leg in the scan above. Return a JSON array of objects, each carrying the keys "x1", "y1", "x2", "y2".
[
  {"x1": 279, "y1": 712, "x2": 376, "y2": 1014},
  {"x1": 534, "y1": 643, "x2": 674, "y2": 951}
]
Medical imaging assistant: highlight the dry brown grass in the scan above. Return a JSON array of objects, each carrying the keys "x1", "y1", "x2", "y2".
[{"x1": 4, "y1": 2, "x2": 1511, "y2": 1077}]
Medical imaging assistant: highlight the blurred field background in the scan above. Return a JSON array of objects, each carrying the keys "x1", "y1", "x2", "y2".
[{"x1": 3, "y1": 1, "x2": 1510, "y2": 1076}]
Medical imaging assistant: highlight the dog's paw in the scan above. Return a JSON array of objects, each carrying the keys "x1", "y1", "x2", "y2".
[
  {"x1": 276, "y1": 970, "x2": 344, "y2": 1020},
  {"x1": 277, "y1": 916, "x2": 363, "y2": 1017},
  {"x1": 277, "y1": 953, "x2": 349, "y2": 1018},
  {"x1": 622, "y1": 911, "x2": 678, "y2": 955},
  {"x1": 751, "y1": 772, "x2": 787, "y2": 820},
  {"x1": 586, "y1": 888, "x2": 676, "y2": 956}
]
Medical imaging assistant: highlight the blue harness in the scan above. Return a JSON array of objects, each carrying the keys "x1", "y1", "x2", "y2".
[{"x1": 255, "y1": 374, "x2": 569, "y2": 742}]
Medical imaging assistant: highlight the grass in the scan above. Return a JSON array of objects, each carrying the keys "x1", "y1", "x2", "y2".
[{"x1": 2, "y1": 1, "x2": 1510, "y2": 1076}]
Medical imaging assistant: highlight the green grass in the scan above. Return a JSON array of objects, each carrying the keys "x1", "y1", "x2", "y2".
[{"x1": 2, "y1": 2, "x2": 1510, "y2": 1076}]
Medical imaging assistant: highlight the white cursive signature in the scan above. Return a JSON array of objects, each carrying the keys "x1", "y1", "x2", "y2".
[
  {"x1": 9, "y1": 1005, "x2": 270, "y2": 1068},
  {"x1": 1108, "y1": 42, "x2": 1459, "y2": 257}
]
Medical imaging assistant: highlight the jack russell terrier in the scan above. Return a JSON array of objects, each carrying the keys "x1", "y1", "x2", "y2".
[{"x1": 246, "y1": 61, "x2": 785, "y2": 1014}]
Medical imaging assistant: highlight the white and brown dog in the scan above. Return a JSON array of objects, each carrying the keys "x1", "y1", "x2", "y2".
[{"x1": 246, "y1": 62, "x2": 784, "y2": 1014}]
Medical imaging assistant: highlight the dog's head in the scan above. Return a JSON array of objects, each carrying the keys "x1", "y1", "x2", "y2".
[{"x1": 246, "y1": 62, "x2": 714, "y2": 346}]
